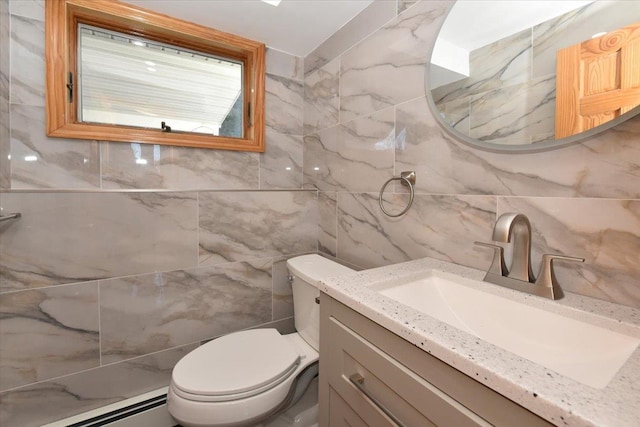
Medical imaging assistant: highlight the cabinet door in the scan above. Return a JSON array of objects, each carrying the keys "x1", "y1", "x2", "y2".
[
  {"x1": 329, "y1": 388, "x2": 369, "y2": 427},
  {"x1": 327, "y1": 316, "x2": 488, "y2": 427},
  {"x1": 319, "y1": 295, "x2": 554, "y2": 427}
]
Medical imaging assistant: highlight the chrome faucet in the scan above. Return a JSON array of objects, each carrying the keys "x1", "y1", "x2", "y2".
[
  {"x1": 491, "y1": 212, "x2": 535, "y2": 283},
  {"x1": 475, "y1": 212, "x2": 584, "y2": 300}
]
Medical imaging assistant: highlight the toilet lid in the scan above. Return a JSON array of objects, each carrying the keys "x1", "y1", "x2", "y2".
[{"x1": 172, "y1": 329, "x2": 300, "y2": 397}]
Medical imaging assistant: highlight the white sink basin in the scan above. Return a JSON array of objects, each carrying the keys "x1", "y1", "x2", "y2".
[{"x1": 375, "y1": 269, "x2": 639, "y2": 389}]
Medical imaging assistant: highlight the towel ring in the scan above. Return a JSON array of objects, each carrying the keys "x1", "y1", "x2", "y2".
[{"x1": 378, "y1": 171, "x2": 416, "y2": 217}]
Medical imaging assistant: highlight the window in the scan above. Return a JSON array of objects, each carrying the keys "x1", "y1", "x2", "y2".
[{"x1": 46, "y1": 0, "x2": 265, "y2": 151}]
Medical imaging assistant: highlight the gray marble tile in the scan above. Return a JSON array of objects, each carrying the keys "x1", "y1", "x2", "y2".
[
  {"x1": 336, "y1": 192, "x2": 496, "y2": 270},
  {"x1": 266, "y1": 73, "x2": 303, "y2": 136},
  {"x1": 8, "y1": 0, "x2": 43, "y2": 21},
  {"x1": 260, "y1": 128, "x2": 302, "y2": 189},
  {"x1": 435, "y1": 96, "x2": 470, "y2": 136},
  {"x1": 0, "y1": 192, "x2": 198, "y2": 292},
  {"x1": 398, "y1": 0, "x2": 418, "y2": 14},
  {"x1": 9, "y1": 13, "x2": 44, "y2": 106},
  {"x1": 318, "y1": 191, "x2": 337, "y2": 257},
  {"x1": 0, "y1": 344, "x2": 195, "y2": 427},
  {"x1": 532, "y1": 0, "x2": 640, "y2": 79},
  {"x1": 10, "y1": 105, "x2": 101, "y2": 189},
  {"x1": 339, "y1": 0, "x2": 449, "y2": 122},
  {"x1": 100, "y1": 259, "x2": 272, "y2": 363},
  {"x1": 303, "y1": 107, "x2": 395, "y2": 192},
  {"x1": 101, "y1": 142, "x2": 259, "y2": 190},
  {"x1": 468, "y1": 75, "x2": 555, "y2": 145},
  {"x1": 304, "y1": 0, "x2": 397, "y2": 77},
  {"x1": 497, "y1": 197, "x2": 640, "y2": 309},
  {"x1": 0, "y1": 0, "x2": 8, "y2": 102},
  {"x1": 266, "y1": 48, "x2": 303, "y2": 81},
  {"x1": 256, "y1": 317, "x2": 295, "y2": 336},
  {"x1": 0, "y1": 282, "x2": 99, "y2": 391},
  {"x1": 303, "y1": 57, "x2": 340, "y2": 136},
  {"x1": 198, "y1": 191, "x2": 317, "y2": 266},
  {"x1": 431, "y1": 27, "x2": 532, "y2": 106},
  {"x1": 395, "y1": 95, "x2": 640, "y2": 199},
  {"x1": 272, "y1": 257, "x2": 293, "y2": 321},
  {"x1": 0, "y1": 0, "x2": 8, "y2": 189}
]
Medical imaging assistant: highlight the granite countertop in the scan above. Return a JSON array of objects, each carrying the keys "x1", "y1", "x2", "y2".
[{"x1": 319, "y1": 257, "x2": 640, "y2": 427}]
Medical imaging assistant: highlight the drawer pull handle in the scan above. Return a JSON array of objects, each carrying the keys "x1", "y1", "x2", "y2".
[{"x1": 348, "y1": 373, "x2": 406, "y2": 427}]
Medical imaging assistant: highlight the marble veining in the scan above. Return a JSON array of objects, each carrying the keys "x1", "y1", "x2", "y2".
[
  {"x1": 303, "y1": 108, "x2": 395, "y2": 192},
  {"x1": 9, "y1": 13, "x2": 44, "y2": 107},
  {"x1": 100, "y1": 259, "x2": 272, "y2": 363},
  {"x1": 198, "y1": 191, "x2": 317, "y2": 266},
  {"x1": 303, "y1": 58, "x2": 340, "y2": 136},
  {"x1": 339, "y1": 0, "x2": 448, "y2": 122},
  {"x1": 498, "y1": 197, "x2": 640, "y2": 308},
  {"x1": 317, "y1": 191, "x2": 337, "y2": 257},
  {"x1": 8, "y1": 0, "x2": 43, "y2": 21},
  {"x1": 0, "y1": 0, "x2": 9, "y2": 189},
  {"x1": 0, "y1": 344, "x2": 195, "y2": 427},
  {"x1": 101, "y1": 142, "x2": 259, "y2": 190},
  {"x1": 266, "y1": 48, "x2": 303, "y2": 81},
  {"x1": 0, "y1": 283, "x2": 99, "y2": 391},
  {"x1": 395, "y1": 95, "x2": 640, "y2": 198},
  {"x1": 260, "y1": 71, "x2": 304, "y2": 189},
  {"x1": 303, "y1": 0, "x2": 397, "y2": 77},
  {"x1": 431, "y1": 27, "x2": 532, "y2": 106},
  {"x1": 266, "y1": 73, "x2": 304, "y2": 136},
  {"x1": 10, "y1": 105, "x2": 101, "y2": 189},
  {"x1": 320, "y1": 257, "x2": 640, "y2": 427},
  {"x1": 336, "y1": 192, "x2": 495, "y2": 270},
  {"x1": 0, "y1": 192, "x2": 198, "y2": 292},
  {"x1": 468, "y1": 75, "x2": 555, "y2": 145},
  {"x1": 260, "y1": 128, "x2": 303, "y2": 189},
  {"x1": 398, "y1": 1, "x2": 418, "y2": 14}
]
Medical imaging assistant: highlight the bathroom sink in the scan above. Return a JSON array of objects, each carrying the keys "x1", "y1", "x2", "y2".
[{"x1": 374, "y1": 269, "x2": 639, "y2": 389}]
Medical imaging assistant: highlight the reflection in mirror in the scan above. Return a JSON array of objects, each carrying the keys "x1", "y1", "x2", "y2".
[
  {"x1": 428, "y1": 0, "x2": 640, "y2": 151},
  {"x1": 79, "y1": 25, "x2": 244, "y2": 137}
]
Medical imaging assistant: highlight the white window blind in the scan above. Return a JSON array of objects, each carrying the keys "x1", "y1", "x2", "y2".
[{"x1": 78, "y1": 25, "x2": 244, "y2": 137}]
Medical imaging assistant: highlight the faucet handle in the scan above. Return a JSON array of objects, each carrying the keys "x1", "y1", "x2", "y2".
[
  {"x1": 535, "y1": 254, "x2": 585, "y2": 299},
  {"x1": 474, "y1": 241, "x2": 508, "y2": 277}
]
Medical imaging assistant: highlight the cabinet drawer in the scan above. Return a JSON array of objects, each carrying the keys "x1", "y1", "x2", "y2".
[{"x1": 327, "y1": 316, "x2": 490, "y2": 427}]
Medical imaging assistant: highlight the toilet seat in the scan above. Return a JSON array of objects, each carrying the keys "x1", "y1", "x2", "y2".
[
  {"x1": 167, "y1": 331, "x2": 319, "y2": 427},
  {"x1": 171, "y1": 329, "x2": 300, "y2": 402}
]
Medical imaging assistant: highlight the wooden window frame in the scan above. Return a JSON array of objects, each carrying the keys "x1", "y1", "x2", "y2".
[{"x1": 45, "y1": 0, "x2": 266, "y2": 152}]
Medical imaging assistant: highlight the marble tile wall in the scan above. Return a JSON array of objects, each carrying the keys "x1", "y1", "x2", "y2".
[
  {"x1": 0, "y1": 1, "x2": 313, "y2": 425},
  {"x1": 303, "y1": 0, "x2": 640, "y2": 310},
  {"x1": 304, "y1": 0, "x2": 396, "y2": 77},
  {"x1": 0, "y1": 0, "x2": 9, "y2": 189}
]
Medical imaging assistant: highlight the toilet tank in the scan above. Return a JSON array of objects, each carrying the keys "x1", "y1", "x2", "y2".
[{"x1": 286, "y1": 255, "x2": 355, "y2": 351}]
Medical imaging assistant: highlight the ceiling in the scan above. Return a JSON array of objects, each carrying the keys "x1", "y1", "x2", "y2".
[
  {"x1": 441, "y1": 0, "x2": 594, "y2": 51},
  {"x1": 125, "y1": 0, "x2": 375, "y2": 57}
]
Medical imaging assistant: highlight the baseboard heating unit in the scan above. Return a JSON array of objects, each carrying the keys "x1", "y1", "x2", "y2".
[{"x1": 41, "y1": 387, "x2": 177, "y2": 427}]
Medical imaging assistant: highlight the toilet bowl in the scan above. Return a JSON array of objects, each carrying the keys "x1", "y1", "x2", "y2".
[{"x1": 167, "y1": 254, "x2": 354, "y2": 427}]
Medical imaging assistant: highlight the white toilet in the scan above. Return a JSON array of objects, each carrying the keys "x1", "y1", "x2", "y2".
[{"x1": 167, "y1": 254, "x2": 354, "y2": 427}]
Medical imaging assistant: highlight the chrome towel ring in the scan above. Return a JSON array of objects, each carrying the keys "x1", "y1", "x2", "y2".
[{"x1": 378, "y1": 171, "x2": 416, "y2": 217}]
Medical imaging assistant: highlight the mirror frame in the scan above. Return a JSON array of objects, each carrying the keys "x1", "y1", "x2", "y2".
[
  {"x1": 45, "y1": 0, "x2": 266, "y2": 152},
  {"x1": 426, "y1": 1, "x2": 640, "y2": 154}
]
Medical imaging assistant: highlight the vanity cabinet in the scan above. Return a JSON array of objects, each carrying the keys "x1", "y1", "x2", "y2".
[{"x1": 318, "y1": 294, "x2": 553, "y2": 427}]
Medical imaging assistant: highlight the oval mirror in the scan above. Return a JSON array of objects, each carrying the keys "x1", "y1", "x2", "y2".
[{"x1": 427, "y1": 0, "x2": 640, "y2": 152}]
